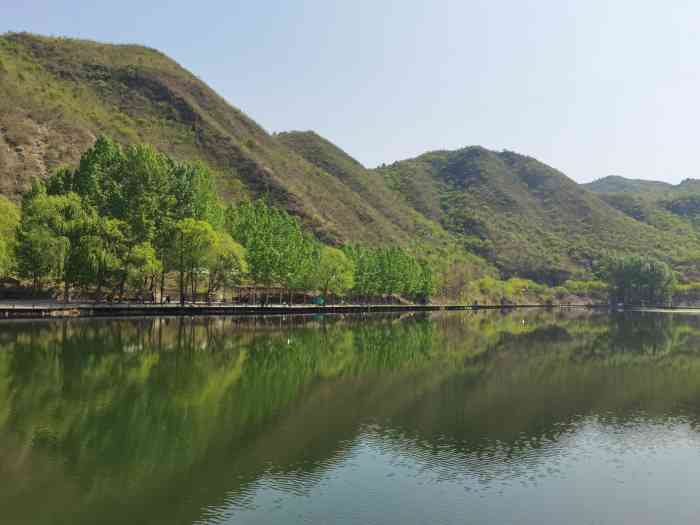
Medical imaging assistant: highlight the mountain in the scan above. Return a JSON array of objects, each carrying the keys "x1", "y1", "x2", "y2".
[
  {"x1": 585, "y1": 175, "x2": 700, "y2": 197},
  {"x1": 1, "y1": 33, "x2": 699, "y2": 285},
  {"x1": 583, "y1": 175, "x2": 700, "y2": 277},
  {"x1": 0, "y1": 32, "x2": 447, "y2": 248},
  {"x1": 585, "y1": 175, "x2": 700, "y2": 229},
  {"x1": 376, "y1": 148, "x2": 700, "y2": 282},
  {"x1": 275, "y1": 130, "x2": 449, "y2": 246},
  {"x1": 584, "y1": 175, "x2": 673, "y2": 195}
]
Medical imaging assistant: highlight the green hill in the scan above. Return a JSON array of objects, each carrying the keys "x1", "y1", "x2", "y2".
[
  {"x1": 584, "y1": 175, "x2": 673, "y2": 195},
  {"x1": 276, "y1": 130, "x2": 454, "y2": 246},
  {"x1": 376, "y1": 148, "x2": 700, "y2": 282},
  {"x1": 0, "y1": 32, "x2": 445, "y2": 247},
  {"x1": 2, "y1": 33, "x2": 700, "y2": 286},
  {"x1": 583, "y1": 176, "x2": 700, "y2": 278}
]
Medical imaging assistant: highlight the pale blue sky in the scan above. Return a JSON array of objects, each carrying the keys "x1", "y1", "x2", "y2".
[{"x1": 2, "y1": 1, "x2": 699, "y2": 183}]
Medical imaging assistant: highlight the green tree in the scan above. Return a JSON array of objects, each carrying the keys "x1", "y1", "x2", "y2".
[
  {"x1": 41, "y1": 137, "x2": 224, "y2": 301},
  {"x1": 170, "y1": 219, "x2": 218, "y2": 304},
  {"x1": 15, "y1": 184, "x2": 89, "y2": 299},
  {"x1": 15, "y1": 227, "x2": 67, "y2": 290},
  {"x1": 227, "y1": 200, "x2": 316, "y2": 303},
  {"x1": 602, "y1": 255, "x2": 676, "y2": 305},
  {"x1": 0, "y1": 196, "x2": 20, "y2": 277},
  {"x1": 126, "y1": 242, "x2": 163, "y2": 301},
  {"x1": 415, "y1": 260, "x2": 435, "y2": 303},
  {"x1": 0, "y1": 239, "x2": 10, "y2": 278},
  {"x1": 71, "y1": 217, "x2": 128, "y2": 300},
  {"x1": 314, "y1": 247, "x2": 355, "y2": 301},
  {"x1": 206, "y1": 232, "x2": 248, "y2": 300},
  {"x1": 344, "y1": 245, "x2": 381, "y2": 302}
]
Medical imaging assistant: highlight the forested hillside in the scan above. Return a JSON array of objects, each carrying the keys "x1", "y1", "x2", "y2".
[
  {"x1": 376, "y1": 149, "x2": 700, "y2": 283},
  {"x1": 585, "y1": 176, "x2": 700, "y2": 279},
  {"x1": 2, "y1": 32, "x2": 700, "y2": 297}
]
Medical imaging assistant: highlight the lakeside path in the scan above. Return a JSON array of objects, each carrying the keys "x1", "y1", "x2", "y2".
[{"x1": 0, "y1": 300, "x2": 601, "y2": 320}]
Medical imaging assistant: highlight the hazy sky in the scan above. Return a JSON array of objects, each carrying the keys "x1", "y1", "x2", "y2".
[{"x1": 2, "y1": 1, "x2": 699, "y2": 183}]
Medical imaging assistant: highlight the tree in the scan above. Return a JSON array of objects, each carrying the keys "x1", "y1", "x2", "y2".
[
  {"x1": 415, "y1": 260, "x2": 435, "y2": 303},
  {"x1": 15, "y1": 185, "x2": 89, "y2": 299},
  {"x1": 206, "y1": 232, "x2": 247, "y2": 300},
  {"x1": 343, "y1": 245, "x2": 432, "y2": 303},
  {"x1": 0, "y1": 239, "x2": 10, "y2": 278},
  {"x1": 170, "y1": 219, "x2": 218, "y2": 304},
  {"x1": 126, "y1": 242, "x2": 163, "y2": 302},
  {"x1": 227, "y1": 200, "x2": 316, "y2": 303},
  {"x1": 314, "y1": 247, "x2": 355, "y2": 301},
  {"x1": 14, "y1": 136, "x2": 441, "y2": 306},
  {"x1": 71, "y1": 217, "x2": 130, "y2": 300},
  {"x1": 343, "y1": 245, "x2": 378, "y2": 302},
  {"x1": 40, "y1": 137, "x2": 225, "y2": 301},
  {"x1": 602, "y1": 255, "x2": 676, "y2": 305},
  {"x1": 0, "y1": 195, "x2": 20, "y2": 278}
]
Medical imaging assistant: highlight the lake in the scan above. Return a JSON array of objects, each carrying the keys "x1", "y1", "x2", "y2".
[{"x1": 1, "y1": 310, "x2": 700, "y2": 524}]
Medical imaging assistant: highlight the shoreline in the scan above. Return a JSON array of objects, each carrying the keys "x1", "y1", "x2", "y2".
[{"x1": 0, "y1": 302, "x2": 608, "y2": 320}]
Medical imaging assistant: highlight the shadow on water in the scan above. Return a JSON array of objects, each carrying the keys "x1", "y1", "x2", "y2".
[{"x1": 2, "y1": 310, "x2": 700, "y2": 523}]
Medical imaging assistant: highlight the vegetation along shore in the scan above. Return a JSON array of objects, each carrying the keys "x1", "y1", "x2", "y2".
[{"x1": 0, "y1": 33, "x2": 699, "y2": 308}]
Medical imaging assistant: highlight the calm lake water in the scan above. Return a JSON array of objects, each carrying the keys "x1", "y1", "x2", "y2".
[{"x1": 2, "y1": 310, "x2": 700, "y2": 524}]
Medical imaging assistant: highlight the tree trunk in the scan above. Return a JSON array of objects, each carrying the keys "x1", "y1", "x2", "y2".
[
  {"x1": 190, "y1": 272, "x2": 195, "y2": 303},
  {"x1": 95, "y1": 276, "x2": 103, "y2": 304},
  {"x1": 149, "y1": 276, "x2": 156, "y2": 303},
  {"x1": 179, "y1": 269, "x2": 185, "y2": 306},
  {"x1": 117, "y1": 271, "x2": 127, "y2": 301}
]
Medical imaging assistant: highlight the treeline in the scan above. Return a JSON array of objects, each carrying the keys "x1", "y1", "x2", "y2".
[
  {"x1": 0, "y1": 137, "x2": 690, "y2": 307},
  {"x1": 3, "y1": 137, "x2": 434, "y2": 304}
]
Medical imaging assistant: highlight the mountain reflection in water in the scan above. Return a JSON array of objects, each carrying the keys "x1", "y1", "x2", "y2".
[{"x1": 1, "y1": 310, "x2": 700, "y2": 524}]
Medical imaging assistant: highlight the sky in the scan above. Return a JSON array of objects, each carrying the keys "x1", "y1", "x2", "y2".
[{"x1": 2, "y1": 0, "x2": 699, "y2": 183}]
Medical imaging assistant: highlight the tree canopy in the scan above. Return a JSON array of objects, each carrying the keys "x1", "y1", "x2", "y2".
[
  {"x1": 6, "y1": 137, "x2": 436, "y2": 305},
  {"x1": 602, "y1": 255, "x2": 676, "y2": 305}
]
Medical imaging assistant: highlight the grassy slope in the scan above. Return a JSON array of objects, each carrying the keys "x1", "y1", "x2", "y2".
[
  {"x1": 277, "y1": 131, "x2": 466, "y2": 248},
  {"x1": 0, "y1": 32, "x2": 450, "y2": 248}
]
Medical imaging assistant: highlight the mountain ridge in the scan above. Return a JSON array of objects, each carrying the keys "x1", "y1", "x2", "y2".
[{"x1": 2, "y1": 33, "x2": 700, "y2": 284}]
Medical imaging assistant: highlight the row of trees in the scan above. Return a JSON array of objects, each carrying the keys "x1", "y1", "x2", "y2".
[
  {"x1": 3, "y1": 137, "x2": 680, "y2": 307},
  {"x1": 6, "y1": 137, "x2": 434, "y2": 304}
]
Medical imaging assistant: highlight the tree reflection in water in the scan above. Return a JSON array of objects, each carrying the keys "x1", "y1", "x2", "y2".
[{"x1": 2, "y1": 310, "x2": 700, "y2": 524}]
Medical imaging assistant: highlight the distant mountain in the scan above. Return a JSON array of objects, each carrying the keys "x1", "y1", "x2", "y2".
[
  {"x1": 585, "y1": 175, "x2": 700, "y2": 197},
  {"x1": 584, "y1": 175, "x2": 673, "y2": 195},
  {"x1": 376, "y1": 149, "x2": 699, "y2": 282},
  {"x1": 583, "y1": 175, "x2": 700, "y2": 277},
  {"x1": 2, "y1": 33, "x2": 700, "y2": 284}
]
